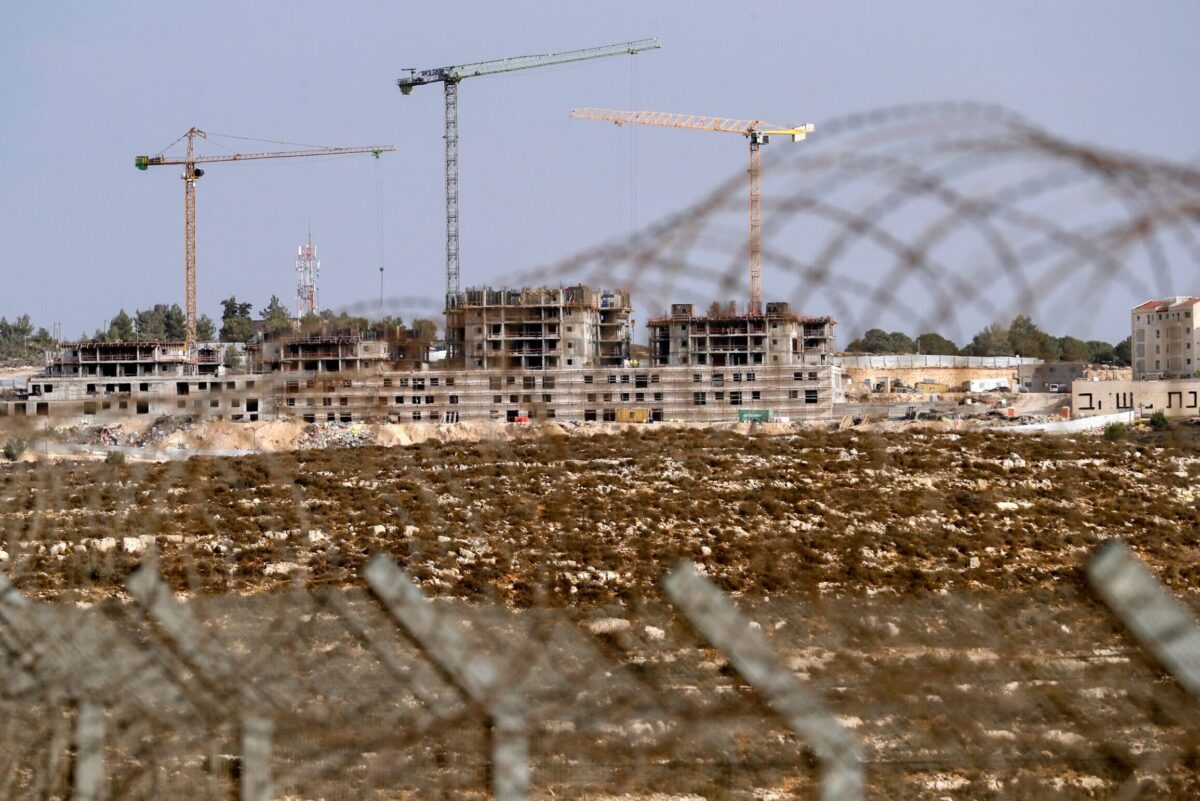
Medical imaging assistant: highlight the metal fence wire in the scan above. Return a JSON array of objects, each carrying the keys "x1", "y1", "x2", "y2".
[
  {"x1": 0, "y1": 543, "x2": 1198, "y2": 800},
  {"x1": 2, "y1": 103, "x2": 1200, "y2": 800}
]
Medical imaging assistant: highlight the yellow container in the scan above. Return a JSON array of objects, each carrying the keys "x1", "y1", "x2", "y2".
[{"x1": 616, "y1": 408, "x2": 650, "y2": 423}]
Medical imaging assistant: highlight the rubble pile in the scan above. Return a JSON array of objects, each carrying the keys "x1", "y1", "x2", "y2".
[{"x1": 296, "y1": 421, "x2": 377, "y2": 450}]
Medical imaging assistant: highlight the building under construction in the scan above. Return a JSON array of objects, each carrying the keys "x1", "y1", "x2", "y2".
[
  {"x1": 647, "y1": 302, "x2": 836, "y2": 367},
  {"x1": 10, "y1": 363, "x2": 841, "y2": 425},
  {"x1": 445, "y1": 286, "x2": 632, "y2": 370},
  {"x1": 46, "y1": 341, "x2": 226, "y2": 379}
]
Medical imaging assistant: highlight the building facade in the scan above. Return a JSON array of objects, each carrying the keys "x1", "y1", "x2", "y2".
[
  {"x1": 47, "y1": 341, "x2": 226, "y2": 379},
  {"x1": 445, "y1": 286, "x2": 632, "y2": 370},
  {"x1": 6, "y1": 364, "x2": 842, "y2": 425},
  {"x1": 647, "y1": 303, "x2": 835, "y2": 368},
  {"x1": 1072, "y1": 377, "x2": 1200, "y2": 419},
  {"x1": 250, "y1": 334, "x2": 391, "y2": 374},
  {"x1": 1017, "y1": 362, "x2": 1087, "y2": 393},
  {"x1": 1131, "y1": 297, "x2": 1200, "y2": 380}
]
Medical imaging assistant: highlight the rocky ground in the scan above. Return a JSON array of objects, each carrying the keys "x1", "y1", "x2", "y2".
[
  {"x1": 3, "y1": 423, "x2": 1200, "y2": 798},
  {"x1": 0, "y1": 423, "x2": 1197, "y2": 603}
]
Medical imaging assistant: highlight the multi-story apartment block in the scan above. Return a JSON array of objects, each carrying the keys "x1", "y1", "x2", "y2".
[
  {"x1": 646, "y1": 302, "x2": 835, "y2": 367},
  {"x1": 445, "y1": 285, "x2": 632, "y2": 370},
  {"x1": 1131, "y1": 296, "x2": 1200, "y2": 380},
  {"x1": 46, "y1": 341, "x2": 225, "y2": 378},
  {"x1": 250, "y1": 334, "x2": 391, "y2": 374}
]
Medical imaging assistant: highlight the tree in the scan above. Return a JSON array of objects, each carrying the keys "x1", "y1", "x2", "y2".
[
  {"x1": 1114, "y1": 337, "x2": 1131, "y2": 366},
  {"x1": 0, "y1": 315, "x2": 53, "y2": 361},
  {"x1": 298, "y1": 312, "x2": 324, "y2": 336},
  {"x1": 107, "y1": 310, "x2": 135, "y2": 342},
  {"x1": 1056, "y1": 335, "x2": 1090, "y2": 363},
  {"x1": 411, "y1": 318, "x2": 438, "y2": 341},
  {"x1": 962, "y1": 322, "x2": 1014, "y2": 357},
  {"x1": 194, "y1": 314, "x2": 216, "y2": 342},
  {"x1": 914, "y1": 332, "x2": 958, "y2": 355},
  {"x1": 219, "y1": 296, "x2": 254, "y2": 343},
  {"x1": 163, "y1": 304, "x2": 187, "y2": 340},
  {"x1": 1084, "y1": 339, "x2": 1117, "y2": 364},
  {"x1": 1006, "y1": 315, "x2": 1060, "y2": 360},
  {"x1": 135, "y1": 306, "x2": 166, "y2": 340},
  {"x1": 846, "y1": 328, "x2": 912, "y2": 353},
  {"x1": 261, "y1": 295, "x2": 293, "y2": 337}
]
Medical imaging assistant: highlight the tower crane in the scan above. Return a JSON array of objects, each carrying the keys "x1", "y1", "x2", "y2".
[
  {"x1": 397, "y1": 38, "x2": 661, "y2": 313},
  {"x1": 571, "y1": 109, "x2": 814, "y2": 315},
  {"x1": 135, "y1": 128, "x2": 396, "y2": 354}
]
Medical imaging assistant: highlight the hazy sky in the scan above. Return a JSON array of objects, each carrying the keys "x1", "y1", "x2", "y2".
[{"x1": 3, "y1": 1, "x2": 1198, "y2": 341}]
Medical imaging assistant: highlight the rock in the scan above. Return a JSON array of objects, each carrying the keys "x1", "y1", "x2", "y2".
[
  {"x1": 122, "y1": 537, "x2": 146, "y2": 554},
  {"x1": 644, "y1": 625, "x2": 666, "y2": 641},
  {"x1": 306, "y1": 529, "x2": 329, "y2": 544},
  {"x1": 49, "y1": 542, "x2": 68, "y2": 557},
  {"x1": 587, "y1": 618, "x2": 632, "y2": 635},
  {"x1": 264, "y1": 562, "x2": 304, "y2": 577},
  {"x1": 371, "y1": 524, "x2": 387, "y2": 535},
  {"x1": 93, "y1": 537, "x2": 117, "y2": 553},
  {"x1": 995, "y1": 501, "x2": 1020, "y2": 511}
]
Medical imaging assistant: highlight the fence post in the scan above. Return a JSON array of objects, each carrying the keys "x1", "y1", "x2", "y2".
[
  {"x1": 1087, "y1": 539, "x2": 1200, "y2": 700},
  {"x1": 0, "y1": 573, "x2": 107, "y2": 800},
  {"x1": 127, "y1": 566, "x2": 275, "y2": 801},
  {"x1": 73, "y1": 699, "x2": 106, "y2": 801},
  {"x1": 364, "y1": 554, "x2": 529, "y2": 801},
  {"x1": 663, "y1": 560, "x2": 863, "y2": 801}
]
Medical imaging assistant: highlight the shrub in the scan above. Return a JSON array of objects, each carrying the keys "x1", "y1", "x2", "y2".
[
  {"x1": 1104, "y1": 422, "x2": 1127, "y2": 442},
  {"x1": 1149, "y1": 411, "x2": 1171, "y2": 431},
  {"x1": 2, "y1": 439, "x2": 26, "y2": 462},
  {"x1": 104, "y1": 450, "x2": 126, "y2": 466}
]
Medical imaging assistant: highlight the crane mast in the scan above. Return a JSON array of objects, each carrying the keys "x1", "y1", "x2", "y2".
[
  {"x1": 135, "y1": 129, "x2": 396, "y2": 355},
  {"x1": 571, "y1": 108, "x2": 813, "y2": 315},
  {"x1": 397, "y1": 38, "x2": 661, "y2": 321}
]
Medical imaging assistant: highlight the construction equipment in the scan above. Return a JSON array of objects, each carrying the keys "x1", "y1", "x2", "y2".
[
  {"x1": 397, "y1": 39, "x2": 661, "y2": 313},
  {"x1": 571, "y1": 109, "x2": 814, "y2": 315},
  {"x1": 135, "y1": 128, "x2": 396, "y2": 354}
]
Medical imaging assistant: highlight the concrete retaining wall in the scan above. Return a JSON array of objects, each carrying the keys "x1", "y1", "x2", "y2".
[{"x1": 1009, "y1": 410, "x2": 1134, "y2": 434}]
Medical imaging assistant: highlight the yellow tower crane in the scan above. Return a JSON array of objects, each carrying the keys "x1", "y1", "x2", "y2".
[
  {"x1": 135, "y1": 128, "x2": 396, "y2": 354},
  {"x1": 570, "y1": 109, "x2": 813, "y2": 315}
]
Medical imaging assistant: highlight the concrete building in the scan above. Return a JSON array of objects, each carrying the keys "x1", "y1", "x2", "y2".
[
  {"x1": 1017, "y1": 362, "x2": 1087, "y2": 393},
  {"x1": 1073, "y1": 377, "x2": 1200, "y2": 419},
  {"x1": 1131, "y1": 296, "x2": 1200, "y2": 380},
  {"x1": 5, "y1": 364, "x2": 842, "y2": 425},
  {"x1": 16, "y1": 373, "x2": 266, "y2": 420},
  {"x1": 46, "y1": 341, "x2": 226, "y2": 378},
  {"x1": 647, "y1": 302, "x2": 835, "y2": 367},
  {"x1": 250, "y1": 334, "x2": 391, "y2": 374},
  {"x1": 445, "y1": 286, "x2": 632, "y2": 370}
]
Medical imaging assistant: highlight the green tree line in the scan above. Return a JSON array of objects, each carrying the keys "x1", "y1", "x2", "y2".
[
  {"x1": 0, "y1": 316, "x2": 55, "y2": 364},
  {"x1": 846, "y1": 315, "x2": 1131, "y2": 365}
]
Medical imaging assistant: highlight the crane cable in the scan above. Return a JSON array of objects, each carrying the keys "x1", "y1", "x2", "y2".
[
  {"x1": 375, "y1": 156, "x2": 386, "y2": 313},
  {"x1": 629, "y1": 55, "x2": 639, "y2": 265}
]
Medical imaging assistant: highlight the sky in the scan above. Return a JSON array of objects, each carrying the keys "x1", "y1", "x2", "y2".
[{"x1": 3, "y1": 1, "x2": 1198, "y2": 343}]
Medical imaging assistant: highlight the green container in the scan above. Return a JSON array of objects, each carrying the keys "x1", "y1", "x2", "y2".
[{"x1": 738, "y1": 409, "x2": 773, "y2": 423}]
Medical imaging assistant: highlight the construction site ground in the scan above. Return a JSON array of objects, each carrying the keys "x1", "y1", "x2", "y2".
[{"x1": 0, "y1": 392, "x2": 1074, "y2": 462}]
